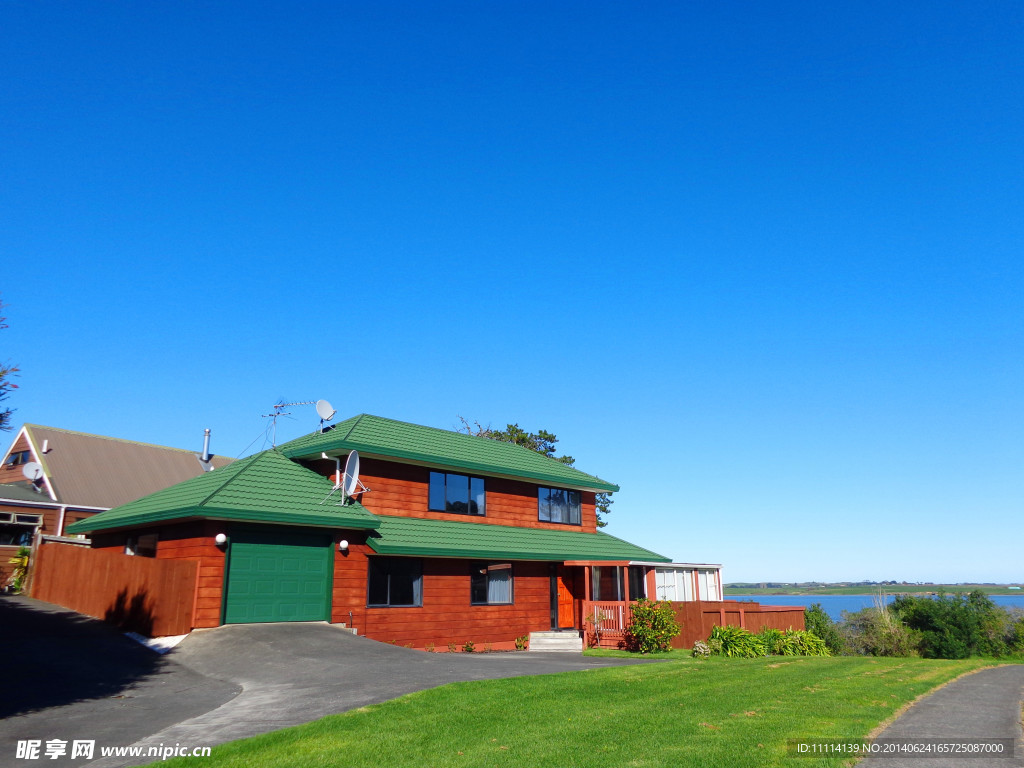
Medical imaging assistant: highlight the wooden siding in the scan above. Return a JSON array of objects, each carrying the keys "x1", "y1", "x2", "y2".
[
  {"x1": 330, "y1": 533, "x2": 556, "y2": 648},
  {"x1": 90, "y1": 521, "x2": 227, "y2": 628},
  {"x1": 305, "y1": 457, "x2": 598, "y2": 532},
  {"x1": 0, "y1": 432, "x2": 38, "y2": 487},
  {"x1": 30, "y1": 540, "x2": 197, "y2": 636}
]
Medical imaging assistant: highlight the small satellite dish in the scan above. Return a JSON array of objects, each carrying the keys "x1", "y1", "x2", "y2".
[
  {"x1": 316, "y1": 399, "x2": 337, "y2": 422},
  {"x1": 342, "y1": 450, "x2": 360, "y2": 497},
  {"x1": 21, "y1": 462, "x2": 43, "y2": 483}
]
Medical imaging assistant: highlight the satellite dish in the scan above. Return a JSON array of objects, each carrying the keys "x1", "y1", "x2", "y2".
[
  {"x1": 316, "y1": 399, "x2": 336, "y2": 422},
  {"x1": 21, "y1": 462, "x2": 43, "y2": 482},
  {"x1": 342, "y1": 450, "x2": 360, "y2": 497}
]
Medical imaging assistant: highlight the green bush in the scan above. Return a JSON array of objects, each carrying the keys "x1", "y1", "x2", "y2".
[
  {"x1": 892, "y1": 590, "x2": 1013, "y2": 659},
  {"x1": 840, "y1": 606, "x2": 920, "y2": 657},
  {"x1": 805, "y1": 603, "x2": 845, "y2": 654},
  {"x1": 623, "y1": 598, "x2": 680, "y2": 654},
  {"x1": 709, "y1": 625, "x2": 766, "y2": 658},
  {"x1": 708, "y1": 625, "x2": 831, "y2": 658}
]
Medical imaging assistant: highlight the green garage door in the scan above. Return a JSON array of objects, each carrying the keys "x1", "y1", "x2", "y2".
[{"x1": 224, "y1": 529, "x2": 333, "y2": 624}]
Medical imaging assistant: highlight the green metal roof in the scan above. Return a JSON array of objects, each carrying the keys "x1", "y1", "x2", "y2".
[
  {"x1": 279, "y1": 414, "x2": 619, "y2": 493},
  {"x1": 367, "y1": 515, "x2": 669, "y2": 562},
  {"x1": 66, "y1": 449, "x2": 380, "y2": 534}
]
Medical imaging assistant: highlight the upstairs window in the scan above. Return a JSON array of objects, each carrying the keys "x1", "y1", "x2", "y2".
[
  {"x1": 538, "y1": 487, "x2": 581, "y2": 525},
  {"x1": 470, "y1": 562, "x2": 513, "y2": 605},
  {"x1": 428, "y1": 472, "x2": 485, "y2": 516},
  {"x1": 5, "y1": 451, "x2": 30, "y2": 466}
]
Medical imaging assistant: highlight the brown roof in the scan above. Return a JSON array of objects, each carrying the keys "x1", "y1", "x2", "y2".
[{"x1": 17, "y1": 425, "x2": 234, "y2": 509}]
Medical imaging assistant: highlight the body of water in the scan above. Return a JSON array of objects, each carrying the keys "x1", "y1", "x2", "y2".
[{"x1": 727, "y1": 594, "x2": 1024, "y2": 621}]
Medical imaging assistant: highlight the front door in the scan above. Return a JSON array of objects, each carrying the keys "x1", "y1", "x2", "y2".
[{"x1": 549, "y1": 566, "x2": 575, "y2": 629}]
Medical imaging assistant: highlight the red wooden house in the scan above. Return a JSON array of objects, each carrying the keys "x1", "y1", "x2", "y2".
[{"x1": 67, "y1": 414, "x2": 675, "y2": 648}]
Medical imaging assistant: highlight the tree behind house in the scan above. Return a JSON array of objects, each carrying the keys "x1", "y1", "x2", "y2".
[
  {"x1": 458, "y1": 417, "x2": 613, "y2": 526},
  {"x1": 0, "y1": 297, "x2": 18, "y2": 432}
]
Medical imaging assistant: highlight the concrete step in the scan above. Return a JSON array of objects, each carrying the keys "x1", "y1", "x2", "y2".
[{"x1": 528, "y1": 631, "x2": 583, "y2": 652}]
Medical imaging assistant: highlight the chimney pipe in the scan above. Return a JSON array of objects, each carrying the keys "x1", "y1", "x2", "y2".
[{"x1": 202, "y1": 428, "x2": 211, "y2": 462}]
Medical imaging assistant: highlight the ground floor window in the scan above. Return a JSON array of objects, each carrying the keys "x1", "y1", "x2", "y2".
[
  {"x1": 628, "y1": 566, "x2": 647, "y2": 601},
  {"x1": 125, "y1": 533, "x2": 158, "y2": 557},
  {"x1": 591, "y1": 565, "x2": 624, "y2": 601},
  {"x1": 470, "y1": 562, "x2": 513, "y2": 604},
  {"x1": 696, "y1": 569, "x2": 720, "y2": 600},
  {"x1": 655, "y1": 568, "x2": 695, "y2": 601},
  {"x1": 0, "y1": 513, "x2": 41, "y2": 546},
  {"x1": 368, "y1": 558, "x2": 423, "y2": 606}
]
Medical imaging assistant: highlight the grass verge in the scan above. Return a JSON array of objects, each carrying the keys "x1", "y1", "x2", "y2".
[
  {"x1": 154, "y1": 656, "x2": 995, "y2": 768},
  {"x1": 584, "y1": 647, "x2": 691, "y2": 659}
]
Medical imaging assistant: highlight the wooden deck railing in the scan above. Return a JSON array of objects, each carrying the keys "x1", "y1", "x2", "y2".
[{"x1": 583, "y1": 600, "x2": 633, "y2": 647}]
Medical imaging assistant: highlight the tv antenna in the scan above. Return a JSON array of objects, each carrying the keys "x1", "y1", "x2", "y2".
[{"x1": 262, "y1": 399, "x2": 335, "y2": 447}]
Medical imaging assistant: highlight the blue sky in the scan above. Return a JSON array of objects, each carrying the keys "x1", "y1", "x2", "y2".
[{"x1": 2, "y1": 2, "x2": 1021, "y2": 582}]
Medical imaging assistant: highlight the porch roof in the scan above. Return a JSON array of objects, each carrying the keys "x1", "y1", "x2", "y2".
[{"x1": 367, "y1": 515, "x2": 670, "y2": 562}]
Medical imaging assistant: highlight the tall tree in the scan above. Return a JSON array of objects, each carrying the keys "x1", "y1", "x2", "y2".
[
  {"x1": 458, "y1": 417, "x2": 613, "y2": 526},
  {"x1": 0, "y1": 297, "x2": 18, "y2": 432}
]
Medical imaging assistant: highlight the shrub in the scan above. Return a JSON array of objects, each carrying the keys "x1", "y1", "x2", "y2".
[
  {"x1": 785, "y1": 629, "x2": 830, "y2": 657},
  {"x1": 623, "y1": 598, "x2": 680, "y2": 654},
  {"x1": 840, "y1": 606, "x2": 920, "y2": 657},
  {"x1": 708, "y1": 625, "x2": 766, "y2": 658},
  {"x1": 447, "y1": 642, "x2": 457, "y2": 653},
  {"x1": 424, "y1": 642, "x2": 435, "y2": 653},
  {"x1": 892, "y1": 590, "x2": 1012, "y2": 658},
  {"x1": 6, "y1": 547, "x2": 29, "y2": 593},
  {"x1": 757, "y1": 627, "x2": 785, "y2": 655},
  {"x1": 514, "y1": 635, "x2": 529, "y2": 651},
  {"x1": 707, "y1": 626, "x2": 831, "y2": 658},
  {"x1": 462, "y1": 640, "x2": 475, "y2": 653},
  {"x1": 805, "y1": 603, "x2": 845, "y2": 654},
  {"x1": 692, "y1": 640, "x2": 711, "y2": 659}
]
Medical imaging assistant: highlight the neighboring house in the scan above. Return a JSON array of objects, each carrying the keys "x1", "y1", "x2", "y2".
[
  {"x1": 67, "y1": 414, "x2": 718, "y2": 647},
  {"x1": 0, "y1": 424, "x2": 232, "y2": 585}
]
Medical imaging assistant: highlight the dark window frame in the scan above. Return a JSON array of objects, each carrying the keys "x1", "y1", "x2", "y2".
[
  {"x1": 538, "y1": 486, "x2": 582, "y2": 526},
  {"x1": 367, "y1": 557, "x2": 424, "y2": 607},
  {"x1": 469, "y1": 561, "x2": 514, "y2": 606},
  {"x1": 5, "y1": 451, "x2": 30, "y2": 466},
  {"x1": 428, "y1": 472, "x2": 486, "y2": 516}
]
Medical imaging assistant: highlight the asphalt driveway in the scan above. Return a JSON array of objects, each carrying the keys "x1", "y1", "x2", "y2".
[{"x1": 0, "y1": 596, "x2": 658, "y2": 768}]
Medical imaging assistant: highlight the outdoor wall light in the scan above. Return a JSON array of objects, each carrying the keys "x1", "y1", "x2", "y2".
[
  {"x1": 214, "y1": 533, "x2": 227, "y2": 546},
  {"x1": 338, "y1": 539, "x2": 349, "y2": 552}
]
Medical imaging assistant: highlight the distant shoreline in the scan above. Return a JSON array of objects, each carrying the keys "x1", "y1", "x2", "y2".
[{"x1": 724, "y1": 584, "x2": 1023, "y2": 597}]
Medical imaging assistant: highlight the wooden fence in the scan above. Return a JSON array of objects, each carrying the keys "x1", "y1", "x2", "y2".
[
  {"x1": 671, "y1": 599, "x2": 805, "y2": 648},
  {"x1": 584, "y1": 599, "x2": 806, "y2": 649},
  {"x1": 31, "y1": 541, "x2": 198, "y2": 637}
]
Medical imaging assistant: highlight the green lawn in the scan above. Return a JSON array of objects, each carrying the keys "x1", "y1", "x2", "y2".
[{"x1": 155, "y1": 656, "x2": 995, "y2": 768}]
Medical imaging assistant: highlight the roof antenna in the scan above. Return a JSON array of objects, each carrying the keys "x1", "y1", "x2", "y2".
[{"x1": 262, "y1": 399, "x2": 336, "y2": 447}]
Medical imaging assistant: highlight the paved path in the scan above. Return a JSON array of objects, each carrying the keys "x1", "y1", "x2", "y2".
[
  {"x1": 0, "y1": 596, "x2": 658, "y2": 768},
  {"x1": 860, "y1": 665, "x2": 1024, "y2": 768},
  {"x1": 0, "y1": 596, "x2": 240, "y2": 768}
]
